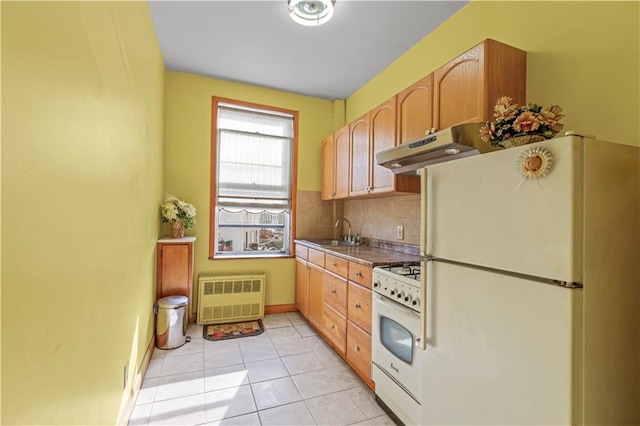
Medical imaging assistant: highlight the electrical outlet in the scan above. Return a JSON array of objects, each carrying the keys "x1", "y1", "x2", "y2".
[
  {"x1": 396, "y1": 225, "x2": 404, "y2": 240},
  {"x1": 123, "y1": 363, "x2": 128, "y2": 389}
]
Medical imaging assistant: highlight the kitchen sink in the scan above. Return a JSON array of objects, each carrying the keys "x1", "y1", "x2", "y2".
[{"x1": 304, "y1": 239, "x2": 358, "y2": 247}]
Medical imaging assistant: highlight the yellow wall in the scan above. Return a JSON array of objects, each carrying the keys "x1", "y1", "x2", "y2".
[
  {"x1": 1, "y1": 2, "x2": 165, "y2": 424},
  {"x1": 348, "y1": 1, "x2": 640, "y2": 147},
  {"x1": 164, "y1": 72, "x2": 334, "y2": 306}
]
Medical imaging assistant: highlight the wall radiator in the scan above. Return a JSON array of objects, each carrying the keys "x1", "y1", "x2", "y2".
[{"x1": 197, "y1": 274, "x2": 266, "y2": 325}]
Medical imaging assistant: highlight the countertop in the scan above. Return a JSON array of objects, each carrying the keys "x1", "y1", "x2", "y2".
[{"x1": 294, "y1": 239, "x2": 422, "y2": 267}]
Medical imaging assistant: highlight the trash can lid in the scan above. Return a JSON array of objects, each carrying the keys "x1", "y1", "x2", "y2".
[{"x1": 157, "y1": 295, "x2": 188, "y2": 308}]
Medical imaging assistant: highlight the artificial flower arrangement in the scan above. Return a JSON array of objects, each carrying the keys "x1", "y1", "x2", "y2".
[
  {"x1": 161, "y1": 193, "x2": 197, "y2": 230},
  {"x1": 479, "y1": 96, "x2": 565, "y2": 148}
]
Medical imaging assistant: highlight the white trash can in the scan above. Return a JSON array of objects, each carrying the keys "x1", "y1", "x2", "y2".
[{"x1": 155, "y1": 295, "x2": 190, "y2": 349}]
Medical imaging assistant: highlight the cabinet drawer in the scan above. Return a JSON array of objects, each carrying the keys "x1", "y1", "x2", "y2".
[
  {"x1": 346, "y1": 320, "x2": 372, "y2": 381},
  {"x1": 325, "y1": 254, "x2": 349, "y2": 278},
  {"x1": 295, "y1": 245, "x2": 309, "y2": 260},
  {"x1": 324, "y1": 271, "x2": 347, "y2": 316},
  {"x1": 347, "y1": 282, "x2": 372, "y2": 334},
  {"x1": 348, "y1": 262, "x2": 372, "y2": 289},
  {"x1": 323, "y1": 303, "x2": 347, "y2": 354},
  {"x1": 308, "y1": 248, "x2": 325, "y2": 267}
]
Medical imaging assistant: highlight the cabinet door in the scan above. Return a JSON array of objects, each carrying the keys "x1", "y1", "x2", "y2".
[
  {"x1": 347, "y1": 282, "x2": 372, "y2": 334},
  {"x1": 307, "y1": 263, "x2": 325, "y2": 329},
  {"x1": 323, "y1": 303, "x2": 347, "y2": 355},
  {"x1": 334, "y1": 125, "x2": 350, "y2": 199},
  {"x1": 348, "y1": 261, "x2": 372, "y2": 289},
  {"x1": 433, "y1": 42, "x2": 484, "y2": 130},
  {"x1": 346, "y1": 320, "x2": 372, "y2": 381},
  {"x1": 369, "y1": 96, "x2": 396, "y2": 194},
  {"x1": 295, "y1": 258, "x2": 309, "y2": 316},
  {"x1": 158, "y1": 242, "x2": 194, "y2": 321},
  {"x1": 321, "y1": 134, "x2": 335, "y2": 200},
  {"x1": 434, "y1": 39, "x2": 526, "y2": 131},
  {"x1": 158, "y1": 243, "x2": 191, "y2": 299},
  {"x1": 397, "y1": 74, "x2": 434, "y2": 144},
  {"x1": 324, "y1": 271, "x2": 348, "y2": 316},
  {"x1": 349, "y1": 115, "x2": 370, "y2": 197}
]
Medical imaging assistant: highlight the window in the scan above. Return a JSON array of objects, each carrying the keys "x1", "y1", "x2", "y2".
[{"x1": 210, "y1": 97, "x2": 297, "y2": 258}]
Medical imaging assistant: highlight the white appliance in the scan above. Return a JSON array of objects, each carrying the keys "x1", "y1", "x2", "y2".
[
  {"x1": 418, "y1": 134, "x2": 639, "y2": 425},
  {"x1": 371, "y1": 263, "x2": 422, "y2": 425}
]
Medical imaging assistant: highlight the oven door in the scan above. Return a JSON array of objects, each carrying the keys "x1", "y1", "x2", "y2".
[{"x1": 372, "y1": 293, "x2": 422, "y2": 401}]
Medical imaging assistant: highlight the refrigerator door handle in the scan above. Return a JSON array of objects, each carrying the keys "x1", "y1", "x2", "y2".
[
  {"x1": 418, "y1": 257, "x2": 432, "y2": 350},
  {"x1": 419, "y1": 168, "x2": 428, "y2": 257}
]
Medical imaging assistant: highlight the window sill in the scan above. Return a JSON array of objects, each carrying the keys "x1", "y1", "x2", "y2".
[{"x1": 209, "y1": 253, "x2": 294, "y2": 261}]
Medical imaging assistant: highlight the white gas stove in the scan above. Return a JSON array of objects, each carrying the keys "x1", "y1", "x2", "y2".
[
  {"x1": 372, "y1": 261, "x2": 423, "y2": 425},
  {"x1": 372, "y1": 262, "x2": 422, "y2": 312}
]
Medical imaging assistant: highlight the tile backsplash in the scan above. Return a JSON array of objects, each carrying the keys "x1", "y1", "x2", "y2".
[
  {"x1": 296, "y1": 190, "x2": 343, "y2": 240},
  {"x1": 296, "y1": 191, "x2": 420, "y2": 246},
  {"x1": 344, "y1": 194, "x2": 420, "y2": 246}
]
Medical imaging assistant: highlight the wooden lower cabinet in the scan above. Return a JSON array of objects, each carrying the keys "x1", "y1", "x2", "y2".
[
  {"x1": 307, "y1": 263, "x2": 325, "y2": 329},
  {"x1": 348, "y1": 282, "x2": 372, "y2": 334},
  {"x1": 295, "y1": 245, "x2": 374, "y2": 389},
  {"x1": 295, "y1": 258, "x2": 309, "y2": 317},
  {"x1": 346, "y1": 320, "x2": 372, "y2": 381},
  {"x1": 157, "y1": 237, "x2": 196, "y2": 322},
  {"x1": 323, "y1": 303, "x2": 347, "y2": 354},
  {"x1": 324, "y1": 271, "x2": 348, "y2": 316}
]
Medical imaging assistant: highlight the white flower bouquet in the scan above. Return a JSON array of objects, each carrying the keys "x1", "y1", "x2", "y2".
[{"x1": 161, "y1": 193, "x2": 197, "y2": 229}]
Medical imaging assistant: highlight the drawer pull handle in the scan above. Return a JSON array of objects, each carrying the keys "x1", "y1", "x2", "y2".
[
  {"x1": 355, "y1": 303, "x2": 361, "y2": 309},
  {"x1": 330, "y1": 324, "x2": 335, "y2": 330},
  {"x1": 331, "y1": 289, "x2": 337, "y2": 294},
  {"x1": 354, "y1": 345, "x2": 360, "y2": 352},
  {"x1": 356, "y1": 272, "x2": 362, "y2": 277},
  {"x1": 331, "y1": 262, "x2": 337, "y2": 267}
]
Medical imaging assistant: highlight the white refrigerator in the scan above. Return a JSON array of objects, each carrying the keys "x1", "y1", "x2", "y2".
[{"x1": 418, "y1": 134, "x2": 639, "y2": 425}]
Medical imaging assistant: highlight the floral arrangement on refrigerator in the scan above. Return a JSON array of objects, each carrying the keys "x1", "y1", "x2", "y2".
[{"x1": 479, "y1": 96, "x2": 565, "y2": 148}]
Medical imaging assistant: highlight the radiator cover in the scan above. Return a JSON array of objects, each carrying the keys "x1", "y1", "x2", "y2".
[{"x1": 197, "y1": 274, "x2": 266, "y2": 324}]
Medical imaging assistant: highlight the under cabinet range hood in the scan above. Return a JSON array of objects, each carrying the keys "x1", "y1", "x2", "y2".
[{"x1": 376, "y1": 122, "x2": 498, "y2": 175}]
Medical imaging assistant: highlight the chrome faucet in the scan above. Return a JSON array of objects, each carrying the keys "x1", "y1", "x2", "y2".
[{"x1": 335, "y1": 218, "x2": 352, "y2": 242}]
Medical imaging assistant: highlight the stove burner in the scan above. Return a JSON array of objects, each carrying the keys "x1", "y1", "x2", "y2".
[{"x1": 381, "y1": 262, "x2": 421, "y2": 278}]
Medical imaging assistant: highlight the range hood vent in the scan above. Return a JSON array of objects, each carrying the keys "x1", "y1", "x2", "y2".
[{"x1": 376, "y1": 122, "x2": 498, "y2": 175}]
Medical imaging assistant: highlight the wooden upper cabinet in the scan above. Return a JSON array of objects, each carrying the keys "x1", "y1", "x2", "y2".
[
  {"x1": 397, "y1": 74, "x2": 434, "y2": 144},
  {"x1": 349, "y1": 114, "x2": 370, "y2": 197},
  {"x1": 334, "y1": 125, "x2": 350, "y2": 199},
  {"x1": 369, "y1": 97, "x2": 396, "y2": 194},
  {"x1": 320, "y1": 39, "x2": 524, "y2": 200},
  {"x1": 321, "y1": 134, "x2": 335, "y2": 201},
  {"x1": 433, "y1": 39, "x2": 526, "y2": 131}
]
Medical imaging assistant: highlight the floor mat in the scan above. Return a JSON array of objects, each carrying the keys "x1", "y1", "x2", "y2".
[{"x1": 202, "y1": 319, "x2": 265, "y2": 341}]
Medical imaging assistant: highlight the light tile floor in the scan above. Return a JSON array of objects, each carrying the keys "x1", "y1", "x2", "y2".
[{"x1": 129, "y1": 312, "x2": 395, "y2": 426}]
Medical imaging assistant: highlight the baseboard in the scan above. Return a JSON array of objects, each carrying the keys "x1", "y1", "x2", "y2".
[
  {"x1": 264, "y1": 303, "x2": 298, "y2": 315},
  {"x1": 117, "y1": 336, "x2": 155, "y2": 425}
]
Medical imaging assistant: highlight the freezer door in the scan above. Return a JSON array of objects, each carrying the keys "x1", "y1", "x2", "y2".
[
  {"x1": 421, "y1": 260, "x2": 582, "y2": 425},
  {"x1": 426, "y1": 136, "x2": 583, "y2": 282}
]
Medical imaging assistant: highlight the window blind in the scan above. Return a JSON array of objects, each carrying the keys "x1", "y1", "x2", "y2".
[{"x1": 217, "y1": 105, "x2": 293, "y2": 212}]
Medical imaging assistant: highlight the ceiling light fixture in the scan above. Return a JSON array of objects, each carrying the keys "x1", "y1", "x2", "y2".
[{"x1": 288, "y1": 0, "x2": 335, "y2": 27}]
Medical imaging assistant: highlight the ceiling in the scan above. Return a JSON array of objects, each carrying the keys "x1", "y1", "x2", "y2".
[{"x1": 149, "y1": 1, "x2": 468, "y2": 100}]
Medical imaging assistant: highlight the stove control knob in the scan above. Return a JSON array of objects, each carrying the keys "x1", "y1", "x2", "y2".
[
  {"x1": 397, "y1": 291, "x2": 404, "y2": 300},
  {"x1": 412, "y1": 298, "x2": 420, "y2": 307},
  {"x1": 373, "y1": 280, "x2": 380, "y2": 288},
  {"x1": 404, "y1": 294, "x2": 412, "y2": 303},
  {"x1": 390, "y1": 289, "x2": 397, "y2": 296}
]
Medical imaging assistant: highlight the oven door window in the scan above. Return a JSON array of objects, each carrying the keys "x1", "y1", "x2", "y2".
[{"x1": 380, "y1": 316, "x2": 413, "y2": 364}]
